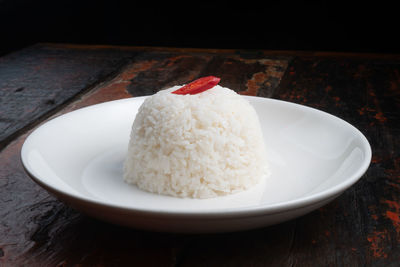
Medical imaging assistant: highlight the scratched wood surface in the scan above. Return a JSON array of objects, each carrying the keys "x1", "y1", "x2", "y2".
[
  {"x1": 0, "y1": 44, "x2": 140, "y2": 151},
  {"x1": 0, "y1": 44, "x2": 399, "y2": 266}
]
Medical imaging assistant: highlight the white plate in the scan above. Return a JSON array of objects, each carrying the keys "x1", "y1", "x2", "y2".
[{"x1": 21, "y1": 96, "x2": 371, "y2": 233}]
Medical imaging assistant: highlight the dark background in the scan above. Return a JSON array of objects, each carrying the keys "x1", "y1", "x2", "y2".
[{"x1": 0, "y1": 0, "x2": 399, "y2": 56}]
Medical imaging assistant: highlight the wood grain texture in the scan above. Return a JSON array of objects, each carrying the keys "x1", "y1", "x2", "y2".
[
  {"x1": 1, "y1": 44, "x2": 399, "y2": 266},
  {"x1": 0, "y1": 45, "x2": 289, "y2": 266},
  {"x1": 0, "y1": 44, "x2": 137, "y2": 150},
  {"x1": 120, "y1": 52, "x2": 289, "y2": 98}
]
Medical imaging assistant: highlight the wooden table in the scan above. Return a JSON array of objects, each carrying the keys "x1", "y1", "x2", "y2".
[{"x1": 1, "y1": 43, "x2": 399, "y2": 266}]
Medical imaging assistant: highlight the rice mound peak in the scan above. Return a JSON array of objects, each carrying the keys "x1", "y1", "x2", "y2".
[{"x1": 123, "y1": 85, "x2": 268, "y2": 199}]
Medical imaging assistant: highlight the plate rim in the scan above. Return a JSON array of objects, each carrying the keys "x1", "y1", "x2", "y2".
[{"x1": 21, "y1": 96, "x2": 372, "y2": 218}]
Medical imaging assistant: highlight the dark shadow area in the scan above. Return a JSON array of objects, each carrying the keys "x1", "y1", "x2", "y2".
[{"x1": 1, "y1": 0, "x2": 399, "y2": 55}]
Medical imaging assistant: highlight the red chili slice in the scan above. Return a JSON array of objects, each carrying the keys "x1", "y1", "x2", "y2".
[{"x1": 172, "y1": 76, "x2": 221, "y2": 95}]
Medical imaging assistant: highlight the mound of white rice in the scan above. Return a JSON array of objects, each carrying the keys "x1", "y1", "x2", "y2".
[{"x1": 123, "y1": 85, "x2": 268, "y2": 198}]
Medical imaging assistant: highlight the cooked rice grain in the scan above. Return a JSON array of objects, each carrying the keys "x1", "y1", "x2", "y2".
[{"x1": 123, "y1": 85, "x2": 268, "y2": 198}]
